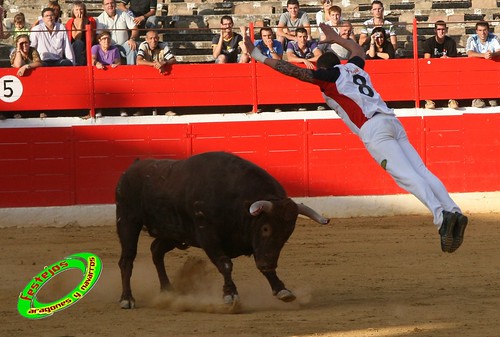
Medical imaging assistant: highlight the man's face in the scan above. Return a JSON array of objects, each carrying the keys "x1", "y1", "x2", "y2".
[
  {"x1": 287, "y1": 4, "x2": 299, "y2": 19},
  {"x1": 371, "y1": 4, "x2": 384, "y2": 19},
  {"x1": 435, "y1": 25, "x2": 447, "y2": 39},
  {"x1": 146, "y1": 32, "x2": 159, "y2": 49},
  {"x1": 339, "y1": 24, "x2": 352, "y2": 39},
  {"x1": 296, "y1": 32, "x2": 308, "y2": 46},
  {"x1": 329, "y1": 11, "x2": 341, "y2": 24},
  {"x1": 261, "y1": 30, "x2": 273, "y2": 43},
  {"x1": 476, "y1": 25, "x2": 489, "y2": 42},
  {"x1": 103, "y1": 0, "x2": 116, "y2": 16},
  {"x1": 42, "y1": 11, "x2": 55, "y2": 27},
  {"x1": 221, "y1": 19, "x2": 233, "y2": 35}
]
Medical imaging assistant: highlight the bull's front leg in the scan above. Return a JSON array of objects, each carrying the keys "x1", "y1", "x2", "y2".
[{"x1": 261, "y1": 270, "x2": 296, "y2": 302}]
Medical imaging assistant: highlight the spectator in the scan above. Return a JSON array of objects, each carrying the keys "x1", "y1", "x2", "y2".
[
  {"x1": 96, "y1": 0, "x2": 139, "y2": 65},
  {"x1": 10, "y1": 34, "x2": 42, "y2": 76},
  {"x1": 358, "y1": 1, "x2": 397, "y2": 51},
  {"x1": 117, "y1": 0, "x2": 157, "y2": 29},
  {"x1": 466, "y1": 21, "x2": 500, "y2": 108},
  {"x1": 276, "y1": 0, "x2": 311, "y2": 47},
  {"x1": 11, "y1": 13, "x2": 30, "y2": 41},
  {"x1": 365, "y1": 26, "x2": 395, "y2": 60},
  {"x1": 285, "y1": 27, "x2": 322, "y2": 69},
  {"x1": 66, "y1": 1, "x2": 97, "y2": 66},
  {"x1": 30, "y1": 8, "x2": 75, "y2": 67},
  {"x1": 0, "y1": 0, "x2": 7, "y2": 39},
  {"x1": 91, "y1": 30, "x2": 121, "y2": 69},
  {"x1": 315, "y1": 0, "x2": 332, "y2": 26},
  {"x1": 319, "y1": 6, "x2": 355, "y2": 52},
  {"x1": 137, "y1": 30, "x2": 176, "y2": 72},
  {"x1": 211, "y1": 15, "x2": 249, "y2": 64},
  {"x1": 423, "y1": 21, "x2": 458, "y2": 109},
  {"x1": 326, "y1": 21, "x2": 354, "y2": 60},
  {"x1": 32, "y1": 0, "x2": 62, "y2": 28},
  {"x1": 254, "y1": 27, "x2": 283, "y2": 60}
]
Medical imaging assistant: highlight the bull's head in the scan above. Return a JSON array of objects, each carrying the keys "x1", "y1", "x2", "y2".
[{"x1": 248, "y1": 199, "x2": 329, "y2": 272}]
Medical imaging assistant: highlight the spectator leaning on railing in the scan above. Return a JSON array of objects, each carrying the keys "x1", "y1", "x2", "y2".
[
  {"x1": 365, "y1": 26, "x2": 395, "y2": 60},
  {"x1": 254, "y1": 27, "x2": 283, "y2": 60},
  {"x1": 30, "y1": 7, "x2": 75, "y2": 67},
  {"x1": 96, "y1": 0, "x2": 139, "y2": 65},
  {"x1": 422, "y1": 20, "x2": 459, "y2": 110},
  {"x1": 466, "y1": 21, "x2": 500, "y2": 108},
  {"x1": 137, "y1": 30, "x2": 176, "y2": 73},
  {"x1": 285, "y1": 27, "x2": 322, "y2": 69},
  {"x1": 10, "y1": 34, "x2": 43, "y2": 76}
]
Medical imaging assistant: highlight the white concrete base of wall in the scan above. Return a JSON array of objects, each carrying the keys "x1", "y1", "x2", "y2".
[{"x1": 1, "y1": 192, "x2": 498, "y2": 228}]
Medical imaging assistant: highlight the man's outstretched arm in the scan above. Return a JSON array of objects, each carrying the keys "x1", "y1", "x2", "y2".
[{"x1": 243, "y1": 32, "x2": 314, "y2": 83}]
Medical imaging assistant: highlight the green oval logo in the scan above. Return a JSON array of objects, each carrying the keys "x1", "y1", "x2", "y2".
[{"x1": 17, "y1": 252, "x2": 102, "y2": 319}]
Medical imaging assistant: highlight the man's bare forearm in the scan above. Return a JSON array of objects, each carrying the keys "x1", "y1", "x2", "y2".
[{"x1": 265, "y1": 59, "x2": 314, "y2": 83}]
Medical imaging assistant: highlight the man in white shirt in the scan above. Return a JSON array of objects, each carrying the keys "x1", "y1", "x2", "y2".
[
  {"x1": 30, "y1": 8, "x2": 75, "y2": 66},
  {"x1": 96, "y1": 0, "x2": 139, "y2": 65}
]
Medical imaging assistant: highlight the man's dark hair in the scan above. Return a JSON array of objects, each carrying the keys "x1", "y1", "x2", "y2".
[
  {"x1": 295, "y1": 27, "x2": 307, "y2": 35},
  {"x1": 287, "y1": 0, "x2": 300, "y2": 6},
  {"x1": 475, "y1": 20, "x2": 490, "y2": 30},
  {"x1": 260, "y1": 27, "x2": 273, "y2": 36},
  {"x1": 220, "y1": 15, "x2": 233, "y2": 24},
  {"x1": 41, "y1": 7, "x2": 55, "y2": 16},
  {"x1": 317, "y1": 52, "x2": 340, "y2": 69},
  {"x1": 371, "y1": 0, "x2": 384, "y2": 8},
  {"x1": 434, "y1": 20, "x2": 446, "y2": 29}
]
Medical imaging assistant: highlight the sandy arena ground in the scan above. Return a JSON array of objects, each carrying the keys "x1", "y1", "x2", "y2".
[{"x1": 1, "y1": 213, "x2": 499, "y2": 337}]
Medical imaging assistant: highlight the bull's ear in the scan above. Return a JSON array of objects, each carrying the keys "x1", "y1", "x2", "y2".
[{"x1": 249, "y1": 200, "x2": 273, "y2": 216}]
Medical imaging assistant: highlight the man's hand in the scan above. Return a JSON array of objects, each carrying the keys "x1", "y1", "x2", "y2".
[{"x1": 318, "y1": 23, "x2": 341, "y2": 45}]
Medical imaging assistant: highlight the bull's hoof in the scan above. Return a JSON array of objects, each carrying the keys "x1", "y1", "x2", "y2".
[
  {"x1": 120, "y1": 299, "x2": 136, "y2": 309},
  {"x1": 276, "y1": 289, "x2": 296, "y2": 302},
  {"x1": 222, "y1": 294, "x2": 242, "y2": 314}
]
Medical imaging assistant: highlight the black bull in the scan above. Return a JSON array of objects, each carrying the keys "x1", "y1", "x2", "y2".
[{"x1": 116, "y1": 151, "x2": 329, "y2": 309}]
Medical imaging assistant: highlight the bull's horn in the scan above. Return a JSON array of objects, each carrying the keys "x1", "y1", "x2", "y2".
[
  {"x1": 249, "y1": 200, "x2": 273, "y2": 216},
  {"x1": 298, "y1": 203, "x2": 330, "y2": 225}
]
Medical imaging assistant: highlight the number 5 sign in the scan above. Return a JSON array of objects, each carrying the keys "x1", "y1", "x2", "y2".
[{"x1": 1, "y1": 75, "x2": 23, "y2": 103}]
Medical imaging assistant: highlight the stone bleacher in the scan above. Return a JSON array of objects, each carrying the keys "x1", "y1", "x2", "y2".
[{"x1": 1, "y1": 0, "x2": 500, "y2": 64}]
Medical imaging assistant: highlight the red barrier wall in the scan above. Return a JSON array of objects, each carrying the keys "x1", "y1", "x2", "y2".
[
  {"x1": 1, "y1": 58, "x2": 499, "y2": 113},
  {"x1": 1, "y1": 111, "x2": 499, "y2": 208}
]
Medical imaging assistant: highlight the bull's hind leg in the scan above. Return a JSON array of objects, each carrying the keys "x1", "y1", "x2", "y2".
[
  {"x1": 150, "y1": 238, "x2": 176, "y2": 292},
  {"x1": 117, "y1": 213, "x2": 143, "y2": 309}
]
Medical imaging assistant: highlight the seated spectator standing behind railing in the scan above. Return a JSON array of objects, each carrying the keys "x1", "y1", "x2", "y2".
[
  {"x1": 211, "y1": 16, "x2": 249, "y2": 64},
  {"x1": 286, "y1": 27, "x2": 322, "y2": 69},
  {"x1": 254, "y1": 27, "x2": 283, "y2": 60},
  {"x1": 324, "y1": 21, "x2": 354, "y2": 60},
  {"x1": 466, "y1": 21, "x2": 500, "y2": 108},
  {"x1": 137, "y1": 30, "x2": 176, "y2": 72},
  {"x1": 92, "y1": 30, "x2": 121, "y2": 69},
  {"x1": 66, "y1": 1, "x2": 96, "y2": 66},
  {"x1": 276, "y1": 0, "x2": 311, "y2": 48},
  {"x1": 10, "y1": 34, "x2": 43, "y2": 76},
  {"x1": 96, "y1": 0, "x2": 139, "y2": 65},
  {"x1": 117, "y1": 0, "x2": 157, "y2": 29},
  {"x1": 422, "y1": 20, "x2": 459, "y2": 109},
  {"x1": 30, "y1": 8, "x2": 75, "y2": 67},
  {"x1": 358, "y1": 1, "x2": 397, "y2": 51},
  {"x1": 365, "y1": 26, "x2": 394, "y2": 60}
]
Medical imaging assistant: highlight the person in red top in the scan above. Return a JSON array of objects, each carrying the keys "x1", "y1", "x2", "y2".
[
  {"x1": 65, "y1": 1, "x2": 97, "y2": 65},
  {"x1": 244, "y1": 23, "x2": 468, "y2": 253}
]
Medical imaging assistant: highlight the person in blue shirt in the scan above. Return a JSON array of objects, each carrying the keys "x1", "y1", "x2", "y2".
[{"x1": 254, "y1": 27, "x2": 283, "y2": 60}]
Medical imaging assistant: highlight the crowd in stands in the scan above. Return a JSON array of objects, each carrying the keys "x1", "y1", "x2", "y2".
[{"x1": 1, "y1": 0, "x2": 499, "y2": 112}]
